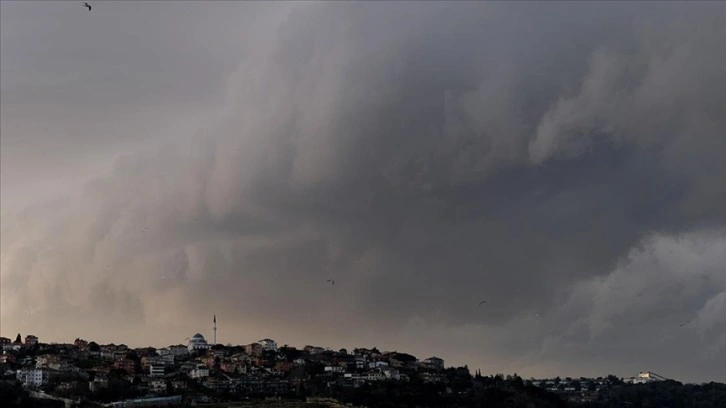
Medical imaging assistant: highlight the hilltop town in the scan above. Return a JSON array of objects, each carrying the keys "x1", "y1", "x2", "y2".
[{"x1": 2, "y1": 332, "x2": 725, "y2": 408}]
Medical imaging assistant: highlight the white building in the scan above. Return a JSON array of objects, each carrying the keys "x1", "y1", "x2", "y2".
[
  {"x1": 16, "y1": 368, "x2": 52, "y2": 387},
  {"x1": 149, "y1": 364, "x2": 166, "y2": 377},
  {"x1": 365, "y1": 372, "x2": 386, "y2": 382},
  {"x1": 150, "y1": 379, "x2": 167, "y2": 393},
  {"x1": 383, "y1": 368, "x2": 401, "y2": 380},
  {"x1": 625, "y1": 371, "x2": 667, "y2": 384},
  {"x1": 189, "y1": 364, "x2": 210, "y2": 379},
  {"x1": 257, "y1": 338, "x2": 278, "y2": 351},
  {"x1": 187, "y1": 333, "x2": 211, "y2": 352},
  {"x1": 160, "y1": 354, "x2": 175, "y2": 365},
  {"x1": 324, "y1": 366, "x2": 344, "y2": 373}
]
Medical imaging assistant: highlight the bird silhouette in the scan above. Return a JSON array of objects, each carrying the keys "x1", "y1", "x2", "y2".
[
  {"x1": 680, "y1": 320, "x2": 690, "y2": 327},
  {"x1": 83, "y1": 2, "x2": 91, "y2": 11},
  {"x1": 326, "y1": 279, "x2": 335, "y2": 286},
  {"x1": 479, "y1": 300, "x2": 487, "y2": 306}
]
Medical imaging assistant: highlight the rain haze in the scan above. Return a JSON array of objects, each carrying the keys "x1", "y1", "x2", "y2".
[{"x1": 1, "y1": 1, "x2": 725, "y2": 384}]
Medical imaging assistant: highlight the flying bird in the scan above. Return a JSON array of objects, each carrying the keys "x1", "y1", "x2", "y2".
[
  {"x1": 680, "y1": 320, "x2": 690, "y2": 327},
  {"x1": 479, "y1": 300, "x2": 487, "y2": 306},
  {"x1": 326, "y1": 279, "x2": 335, "y2": 286},
  {"x1": 83, "y1": 2, "x2": 91, "y2": 11}
]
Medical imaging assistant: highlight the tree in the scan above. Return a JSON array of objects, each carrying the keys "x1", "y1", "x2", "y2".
[
  {"x1": 606, "y1": 374, "x2": 623, "y2": 385},
  {"x1": 0, "y1": 380, "x2": 28, "y2": 405},
  {"x1": 512, "y1": 374, "x2": 525, "y2": 388},
  {"x1": 88, "y1": 342, "x2": 100, "y2": 352},
  {"x1": 14, "y1": 334, "x2": 22, "y2": 343}
]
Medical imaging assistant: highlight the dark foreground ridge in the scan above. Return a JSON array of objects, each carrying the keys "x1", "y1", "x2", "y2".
[{"x1": 1, "y1": 334, "x2": 724, "y2": 407}]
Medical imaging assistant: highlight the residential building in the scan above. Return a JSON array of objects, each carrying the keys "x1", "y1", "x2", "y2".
[
  {"x1": 304, "y1": 345, "x2": 326, "y2": 355},
  {"x1": 55, "y1": 381, "x2": 78, "y2": 393},
  {"x1": 189, "y1": 364, "x2": 210, "y2": 379},
  {"x1": 169, "y1": 345, "x2": 189, "y2": 356},
  {"x1": 113, "y1": 359, "x2": 137, "y2": 375},
  {"x1": 17, "y1": 368, "x2": 52, "y2": 387},
  {"x1": 230, "y1": 353, "x2": 252, "y2": 364},
  {"x1": 171, "y1": 380, "x2": 187, "y2": 391},
  {"x1": 89, "y1": 376, "x2": 108, "y2": 392},
  {"x1": 149, "y1": 364, "x2": 165, "y2": 377},
  {"x1": 383, "y1": 368, "x2": 401, "y2": 380},
  {"x1": 203, "y1": 378, "x2": 231, "y2": 393},
  {"x1": 221, "y1": 362, "x2": 247, "y2": 375},
  {"x1": 6, "y1": 336, "x2": 22, "y2": 352},
  {"x1": 324, "y1": 366, "x2": 344, "y2": 373},
  {"x1": 36, "y1": 355, "x2": 61, "y2": 368},
  {"x1": 275, "y1": 361, "x2": 293, "y2": 373},
  {"x1": 0, "y1": 352, "x2": 17, "y2": 364},
  {"x1": 200, "y1": 354, "x2": 218, "y2": 368},
  {"x1": 369, "y1": 361, "x2": 389, "y2": 369},
  {"x1": 257, "y1": 338, "x2": 278, "y2": 351},
  {"x1": 245, "y1": 342, "x2": 264, "y2": 356},
  {"x1": 141, "y1": 356, "x2": 172, "y2": 370},
  {"x1": 52, "y1": 360, "x2": 75, "y2": 372},
  {"x1": 160, "y1": 353, "x2": 175, "y2": 365},
  {"x1": 365, "y1": 372, "x2": 386, "y2": 382},
  {"x1": 422, "y1": 356, "x2": 445, "y2": 370},
  {"x1": 422, "y1": 372, "x2": 447, "y2": 383},
  {"x1": 354, "y1": 357, "x2": 366, "y2": 369},
  {"x1": 149, "y1": 379, "x2": 167, "y2": 393},
  {"x1": 24, "y1": 335, "x2": 38, "y2": 346},
  {"x1": 158, "y1": 345, "x2": 189, "y2": 359},
  {"x1": 100, "y1": 347, "x2": 126, "y2": 361}
]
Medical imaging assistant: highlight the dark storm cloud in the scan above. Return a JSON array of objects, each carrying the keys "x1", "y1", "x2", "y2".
[{"x1": 2, "y1": 1, "x2": 725, "y2": 382}]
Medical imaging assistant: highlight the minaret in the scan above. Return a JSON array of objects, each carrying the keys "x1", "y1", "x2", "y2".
[{"x1": 213, "y1": 314, "x2": 217, "y2": 345}]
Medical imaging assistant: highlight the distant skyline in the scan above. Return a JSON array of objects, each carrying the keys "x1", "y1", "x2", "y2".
[{"x1": 1, "y1": 1, "x2": 725, "y2": 384}]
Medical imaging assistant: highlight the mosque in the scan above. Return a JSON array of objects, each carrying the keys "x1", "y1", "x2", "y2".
[
  {"x1": 187, "y1": 333, "x2": 211, "y2": 352},
  {"x1": 187, "y1": 314, "x2": 217, "y2": 352}
]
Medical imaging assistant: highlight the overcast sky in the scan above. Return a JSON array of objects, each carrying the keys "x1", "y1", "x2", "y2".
[{"x1": 1, "y1": 1, "x2": 725, "y2": 383}]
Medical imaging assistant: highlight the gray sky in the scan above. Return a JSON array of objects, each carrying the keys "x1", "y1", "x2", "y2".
[{"x1": 1, "y1": 1, "x2": 725, "y2": 383}]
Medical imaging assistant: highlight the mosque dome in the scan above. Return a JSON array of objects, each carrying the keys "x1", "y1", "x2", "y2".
[{"x1": 188, "y1": 332, "x2": 210, "y2": 352}]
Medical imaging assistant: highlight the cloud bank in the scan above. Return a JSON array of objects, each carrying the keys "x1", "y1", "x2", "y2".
[{"x1": 1, "y1": 1, "x2": 725, "y2": 382}]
